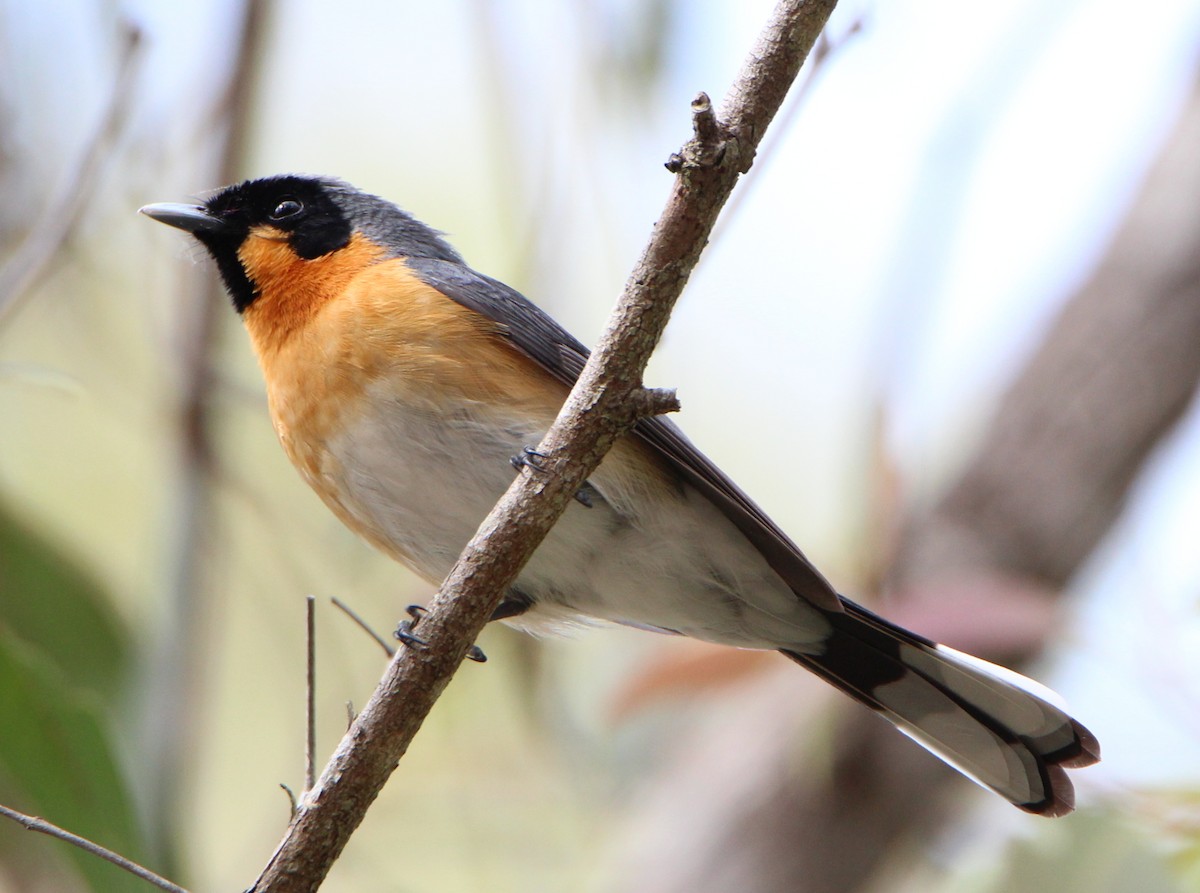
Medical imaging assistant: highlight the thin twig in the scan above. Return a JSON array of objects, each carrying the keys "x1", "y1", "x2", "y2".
[
  {"x1": 330, "y1": 597, "x2": 396, "y2": 657},
  {"x1": 248, "y1": 2, "x2": 838, "y2": 890},
  {"x1": 280, "y1": 784, "x2": 298, "y2": 819},
  {"x1": 0, "y1": 22, "x2": 142, "y2": 326},
  {"x1": 304, "y1": 595, "x2": 316, "y2": 795},
  {"x1": 0, "y1": 803, "x2": 189, "y2": 893}
]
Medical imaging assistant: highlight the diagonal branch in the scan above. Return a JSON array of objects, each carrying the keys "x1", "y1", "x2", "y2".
[{"x1": 249, "y1": 1, "x2": 839, "y2": 890}]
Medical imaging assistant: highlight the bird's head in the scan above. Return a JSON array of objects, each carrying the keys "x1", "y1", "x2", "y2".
[{"x1": 141, "y1": 174, "x2": 461, "y2": 314}]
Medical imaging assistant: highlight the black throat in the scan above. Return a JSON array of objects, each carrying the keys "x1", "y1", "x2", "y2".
[{"x1": 197, "y1": 232, "x2": 259, "y2": 314}]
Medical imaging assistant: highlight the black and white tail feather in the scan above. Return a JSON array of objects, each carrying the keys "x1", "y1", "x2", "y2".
[{"x1": 783, "y1": 601, "x2": 1100, "y2": 816}]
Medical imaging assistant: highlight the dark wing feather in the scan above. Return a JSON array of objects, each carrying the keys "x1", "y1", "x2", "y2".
[{"x1": 406, "y1": 256, "x2": 842, "y2": 613}]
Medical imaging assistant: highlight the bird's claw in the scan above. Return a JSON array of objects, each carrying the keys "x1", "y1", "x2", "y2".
[
  {"x1": 393, "y1": 620, "x2": 428, "y2": 650},
  {"x1": 511, "y1": 449, "x2": 595, "y2": 509},
  {"x1": 510, "y1": 446, "x2": 549, "y2": 472},
  {"x1": 398, "y1": 604, "x2": 487, "y2": 663}
]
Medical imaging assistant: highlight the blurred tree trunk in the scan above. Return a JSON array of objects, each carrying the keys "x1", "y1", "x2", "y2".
[{"x1": 606, "y1": 65, "x2": 1200, "y2": 893}]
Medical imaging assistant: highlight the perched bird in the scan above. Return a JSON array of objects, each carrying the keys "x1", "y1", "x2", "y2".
[{"x1": 141, "y1": 174, "x2": 1099, "y2": 815}]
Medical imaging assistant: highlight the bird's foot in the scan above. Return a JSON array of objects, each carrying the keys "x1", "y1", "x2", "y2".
[
  {"x1": 397, "y1": 604, "x2": 487, "y2": 662},
  {"x1": 510, "y1": 446, "x2": 595, "y2": 508}
]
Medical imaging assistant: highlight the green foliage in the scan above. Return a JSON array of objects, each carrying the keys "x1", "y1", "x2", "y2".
[
  {"x1": 0, "y1": 503, "x2": 149, "y2": 892},
  {"x1": 986, "y1": 809, "x2": 1184, "y2": 893},
  {"x1": 1177, "y1": 838, "x2": 1200, "y2": 893},
  {"x1": 0, "y1": 501, "x2": 129, "y2": 703}
]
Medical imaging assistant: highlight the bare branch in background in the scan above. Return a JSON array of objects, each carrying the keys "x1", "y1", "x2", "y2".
[
  {"x1": 139, "y1": 0, "x2": 273, "y2": 865},
  {"x1": 0, "y1": 804, "x2": 190, "y2": 893},
  {"x1": 606, "y1": 62, "x2": 1200, "y2": 893},
  {"x1": 330, "y1": 597, "x2": 396, "y2": 658},
  {"x1": 0, "y1": 22, "x2": 142, "y2": 326},
  {"x1": 248, "y1": 2, "x2": 839, "y2": 890},
  {"x1": 305, "y1": 595, "x2": 317, "y2": 795},
  {"x1": 891, "y1": 72, "x2": 1200, "y2": 595}
]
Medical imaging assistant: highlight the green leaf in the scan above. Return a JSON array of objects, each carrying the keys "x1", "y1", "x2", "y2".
[
  {"x1": 0, "y1": 501, "x2": 129, "y2": 703},
  {"x1": 0, "y1": 629, "x2": 151, "y2": 893},
  {"x1": 0, "y1": 504, "x2": 153, "y2": 891}
]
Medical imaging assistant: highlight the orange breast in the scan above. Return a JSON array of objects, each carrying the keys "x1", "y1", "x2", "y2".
[{"x1": 236, "y1": 230, "x2": 570, "y2": 546}]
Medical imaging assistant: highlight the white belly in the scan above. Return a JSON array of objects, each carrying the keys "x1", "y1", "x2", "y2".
[{"x1": 322, "y1": 388, "x2": 828, "y2": 649}]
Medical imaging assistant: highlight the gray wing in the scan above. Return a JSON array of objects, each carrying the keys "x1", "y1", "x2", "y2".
[{"x1": 406, "y1": 256, "x2": 843, "y2": 613}]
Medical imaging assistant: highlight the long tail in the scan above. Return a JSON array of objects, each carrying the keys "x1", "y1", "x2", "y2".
[{"x1": 782, "y1": 600, "x2": 1100, "y2": 816}]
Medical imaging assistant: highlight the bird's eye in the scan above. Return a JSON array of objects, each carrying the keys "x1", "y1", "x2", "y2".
[{"x1": 269, "y1": 198, "x2": 303, "y2": 220}]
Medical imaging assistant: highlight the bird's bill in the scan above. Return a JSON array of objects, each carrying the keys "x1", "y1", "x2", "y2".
[{"x1": 139, "y1": 202, "x2": 227, "y2": 235}]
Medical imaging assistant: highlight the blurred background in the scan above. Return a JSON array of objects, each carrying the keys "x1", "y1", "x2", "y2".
[{"x1": 2, "y1": 0, "x2": 1199, "y2": 891}]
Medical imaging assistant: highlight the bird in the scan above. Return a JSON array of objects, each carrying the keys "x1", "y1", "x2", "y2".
[{"x1": 141, "y1": 174, "x2": 1099, "y2": 816}]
